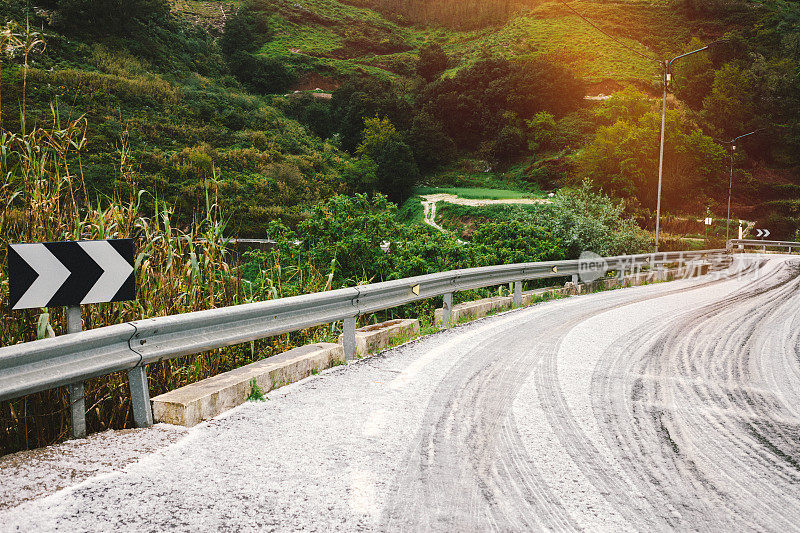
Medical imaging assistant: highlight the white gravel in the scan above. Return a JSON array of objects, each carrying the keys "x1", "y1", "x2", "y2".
[{"x1": 1, "y1": 255, "x2": 798, "y2": 532}]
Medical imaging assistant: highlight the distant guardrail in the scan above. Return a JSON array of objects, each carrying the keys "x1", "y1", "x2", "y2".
[
  {"x1": 0, "y1": 249, "x2": 729, "y2": 437},
  {"x1": 728, "y1": 239, "x2": 800, "y2": 253}
]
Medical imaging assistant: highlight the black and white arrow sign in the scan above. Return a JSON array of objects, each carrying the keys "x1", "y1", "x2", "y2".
[
  {"x1": 8, "y1": 239, "x2": 135, "y2": 310},
  {"x1": 754, "y1": 229, "x2": 771, "y2": 238}
]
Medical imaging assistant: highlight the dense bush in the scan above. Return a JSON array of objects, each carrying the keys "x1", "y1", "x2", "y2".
[
  {"x1": 219, "y1": 3, "x2": 273, "y2": 58},
  {"x1": 408, "y1": 111, "x2": 457, "y2": 172},
  {"x1": 229, "y1": 52, "x2": 297, "y2": 95},
  {"x1": 548, "y1": 181, "x2": 652, "y2": 257},
  {"x1": 472, "y1": 220, "x2": 564, "y2": 265}
]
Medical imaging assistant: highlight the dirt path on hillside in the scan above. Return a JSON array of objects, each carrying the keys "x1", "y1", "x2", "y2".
[
  {"x1": 420, "y1": 194, "x2": 551, "y2": 235},
  {"x1": 422, "y1": 200, "x2": 447, "y2": 234},
  {"x1": 421, "y1": 193, "x2": 551, "y2": 208}
]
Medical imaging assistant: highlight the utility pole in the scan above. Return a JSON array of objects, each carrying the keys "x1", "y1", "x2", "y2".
[{"x1": 654, "y1": 42, "x2": 725, "y2": 253}]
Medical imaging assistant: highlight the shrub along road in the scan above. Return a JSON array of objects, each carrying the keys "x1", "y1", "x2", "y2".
[{"x1": 1, "y1": 256, "x2": 799, "y2": 531}]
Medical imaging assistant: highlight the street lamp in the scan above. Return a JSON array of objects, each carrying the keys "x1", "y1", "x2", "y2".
[
  {"x1": 719, "y1": 130, "x2": 763, "y2": 244},
  {"x1": 653, "y1": 41, "x2": 728, "y2": 253}
]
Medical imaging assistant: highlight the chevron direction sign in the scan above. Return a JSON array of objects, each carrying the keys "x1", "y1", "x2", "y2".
[
  {"x1": 754, "y1": 229, "x2": 771, "y2": 238},
  {"x1": 8, "y1": 239, "x2": 135, "y2": 310}
]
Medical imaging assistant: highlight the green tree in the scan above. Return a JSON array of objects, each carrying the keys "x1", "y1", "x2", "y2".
[
  {"x1": 418, "y1": 57, "x2": 584, "y2": 152},
  {"x1": 357, "y1": 117, "x2": 419, "y2": 204},
  {"x1": 407, "y1": 112, "x2": 456, "y2": 172},
  {"x1": 220, "y1": 8, "x2": 261, "y2": 58},
  {"x1": 527, "y1": 111, "x2": 557, "y2": 152},
  {"x1": 54, "y1": 0, "x2": 169, "y2": 34},
  {"x1": 230, "y1": 53, "x2": 296, "y2": 95},
  {"x1": 673, "y1": 38, "x2": 715, "y2": 110},
  {"x1": 331, "y1": 75, "x2": 412, "y2": 153},
  {"x1": 580, "y1": 114, "x2": 726, "y2": 211},
  {"x1": 417, "y1": 42, "x2": 449, "y2": 82},
  {"x1": 489, "y1": 113, "x2": 528, "y2": 165},
  {"x1": 595, "y1": 86, "x2": 653, "y2": 126},
  {"x1": 702, "y1": 63, "x2": 756, "y2": 136}
]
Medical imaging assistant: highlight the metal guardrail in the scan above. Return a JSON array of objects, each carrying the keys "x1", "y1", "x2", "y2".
[
  {"x1": 729, "y1": 239, "x2": 800, "y2": 252},
  {"x1": 0, "y1": 249, "x2": 728, "y2": 436}
]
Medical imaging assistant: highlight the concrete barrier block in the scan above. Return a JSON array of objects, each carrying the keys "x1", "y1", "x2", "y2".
[
  {"x1": 338, "y1": 318, "x2": 419, "y2": 356},
  {"x1": 151, "y1": 343, "x2": 343, "y2": 427},
  {"x1": 435, "y1": 296, "x2": 514, "y2": 325}
]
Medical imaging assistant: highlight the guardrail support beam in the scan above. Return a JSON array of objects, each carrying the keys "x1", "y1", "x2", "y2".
[
  {"x1": 128, "y1": 366, "x2": 153, "y2": 428},
  {"x1": 343, "y1": 317, "x2": 357, "y2": 360},
  {"x1": 513, "y1": 282, "x2": 522, "y2": 307},
  {"x1": 442, "y1": 292, "x2": 453, "y2": 328},
  {"x1": 69, "y1": 382, "x2": 86, "y2": 439}
]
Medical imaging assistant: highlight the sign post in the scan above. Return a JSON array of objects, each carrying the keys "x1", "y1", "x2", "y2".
[
  {"x1": 66, "y1": 305, "x2": 86, "y2": 438},
  {"x1": 8, "y1": 239, "x2": 139, "y2": 437}
]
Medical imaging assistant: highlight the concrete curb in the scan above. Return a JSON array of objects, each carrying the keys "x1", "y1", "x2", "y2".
[
  {"x1": 434, "y1": 269, "x2": 683, "y2": 325},
  {"x1": 338, "y1": 318, "x2": 420, "y2": 357},
  {"x1": 151, "y1": 343, "x2": 344, "y2": 427}
]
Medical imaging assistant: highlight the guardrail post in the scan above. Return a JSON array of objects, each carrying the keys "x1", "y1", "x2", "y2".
[
  {"x1": 442, "y1": 292, "x2": 453, "y2": 328},
  {"x1": 127, "y1": 366, "x2": 153, "y2": 428},
  {"x1": 513, "y1": 281, "x2": 522, "y2": 307},
  {"x1": 343, "y1": 316, "x2": 357, "y2": 360},
  {"x1": 66, "y1": 306, "x2": 87, "y2": 439},
  {"x1": 571, "y1": 274, "x2": 580, "y2": 294}
]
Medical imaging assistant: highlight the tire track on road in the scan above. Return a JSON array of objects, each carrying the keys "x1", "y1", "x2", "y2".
[{"x1": 383, "y1": 262, "x2": 758, "y2": 531}]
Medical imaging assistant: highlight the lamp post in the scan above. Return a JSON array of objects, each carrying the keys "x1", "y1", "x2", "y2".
[
  {"x1": 721, "y1": 130, "x2": 761, "y2": 244},
  {"x1": 653, "y1": 41, "x2": 727, "y2": 253}
]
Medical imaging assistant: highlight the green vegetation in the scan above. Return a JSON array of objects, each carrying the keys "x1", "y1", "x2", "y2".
[
  {"x1": 579, "y1": 87, "x2": 728, "y2": 213},
  {"x1": 0, "y1": 1, "x2": 362, "y2": 237},
  {"x1": 247, "y1": 378, "x2": 267, "y2": 401}
]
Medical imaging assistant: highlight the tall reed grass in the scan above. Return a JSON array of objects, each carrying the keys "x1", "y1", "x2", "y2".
[{"x1": 0, "y1": 23, "x2": 328, "y2": 454}]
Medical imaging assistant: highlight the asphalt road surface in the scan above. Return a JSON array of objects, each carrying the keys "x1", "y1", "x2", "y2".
[{"x1": 2, "y1": 255, "x2": 799, "y2": 532}]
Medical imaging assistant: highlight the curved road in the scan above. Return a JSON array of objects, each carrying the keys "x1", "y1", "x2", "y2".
[{"x1": 2, "y1": 255, "x2": 799, "y2": 531}]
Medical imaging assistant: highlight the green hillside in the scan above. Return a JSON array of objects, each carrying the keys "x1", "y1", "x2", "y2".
[{"x1": 254, "y1": 0, "x2": 724, "y2": 90}]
